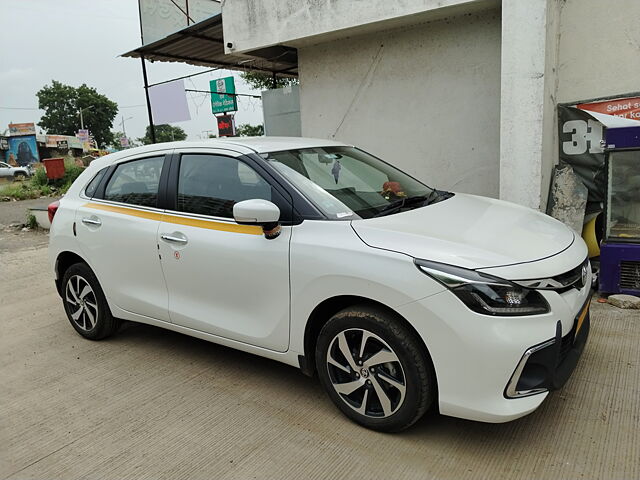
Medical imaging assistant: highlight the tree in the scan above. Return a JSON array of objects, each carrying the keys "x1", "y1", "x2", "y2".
[
  {"x1": 240, "y1": 72, "x2": 298, "y2": 91},
  {"x1": 138, "y1": 124, "x2": 188, "y2": 144},
  {"x1": 235, "y1": 124, "x2": 264, "y2": 137},
  {"x1": 36, "y1": 81, "x2": 118, "y2": 147}
]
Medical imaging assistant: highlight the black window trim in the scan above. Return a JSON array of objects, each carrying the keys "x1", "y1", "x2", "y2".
[
  {"x1": 165, "y1": 151, "x2": 304, "y2": 225},
  {"x1": 80, "y1": 166, "x2": 109, "y2": 200},
  {"x1": 92, "y1": 153, "x2": 172, "y2": 209}
]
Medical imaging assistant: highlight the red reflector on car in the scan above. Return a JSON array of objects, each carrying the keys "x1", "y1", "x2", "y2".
[{"x1": 48, "y1": 200, "x2": 60, "y2": 224}]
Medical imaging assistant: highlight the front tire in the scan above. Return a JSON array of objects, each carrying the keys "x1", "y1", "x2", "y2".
[
  {"x1": 315, "y1": 305, "x2": 436, "y2": 432},
  {"x1": 61, "y1": 263, "x2": 120, "y2": 340}
]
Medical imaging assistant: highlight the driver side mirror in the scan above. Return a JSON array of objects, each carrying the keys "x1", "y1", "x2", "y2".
[{"x1": 233, "y1": 199, "x2": 281, "y2": 239}]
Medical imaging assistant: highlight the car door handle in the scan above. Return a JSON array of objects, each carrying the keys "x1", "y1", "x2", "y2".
[
  {"x1": 160, "y1": 233, "x2": 188, "y2": 244},
  {"x1": 81, "y1": 216, "x2": 102, "y2": 226}
]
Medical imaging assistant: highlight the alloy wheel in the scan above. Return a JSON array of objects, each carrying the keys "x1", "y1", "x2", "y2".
[
  {"x1": 326, "y1": 328, "x2": 406, "y2": 418},
  {"x1": 65, "y1": 275, "x2": 98, "y2": 331}
]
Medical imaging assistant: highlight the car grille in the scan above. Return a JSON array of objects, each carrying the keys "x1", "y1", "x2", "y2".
[
  {"x1": 620, "y1": 261, "x2": 640, "y2": 291},
  {"x1": 515, "y1": 258, "x2": 589, "y2": 293}
]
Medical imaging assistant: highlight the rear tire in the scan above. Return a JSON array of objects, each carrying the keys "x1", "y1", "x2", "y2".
[
  {"x1": 315, "y1": 305, "x2": 436, "y2": 432},
  {"x1": 61, "y1": 263, "x2": 120, "y2": 340}
]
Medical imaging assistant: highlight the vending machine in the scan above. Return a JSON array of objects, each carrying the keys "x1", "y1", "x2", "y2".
[{"x1": 599, "y1": 125, "x2": 640, "y2": 295}]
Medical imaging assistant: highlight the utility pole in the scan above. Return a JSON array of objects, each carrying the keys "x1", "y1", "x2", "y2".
[
  {"x1": 140, "y1": 55, "x2": 156, "y2": 144},
  {"x1": 78, "y1": 105, "x2": 94, "y2": 130},
  {"x1": 120, "y1": 115, "x2": 133, "y2": 148},
  {"x1": 120, "y1": 115, "x2": 133, "y2": 138},
  {"x1": 137, "y1": 0, "x2": 156, "y2": 144}
]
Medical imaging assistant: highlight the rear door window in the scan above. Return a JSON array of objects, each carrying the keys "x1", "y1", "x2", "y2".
[{"x1": 104, "y1": 156, "x2": 164, "y2": 208}]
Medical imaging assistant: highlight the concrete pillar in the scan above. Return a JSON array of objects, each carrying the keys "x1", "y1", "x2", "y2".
[{"x1": 500, "y1": 0, "x2": 559, "y2": 210}]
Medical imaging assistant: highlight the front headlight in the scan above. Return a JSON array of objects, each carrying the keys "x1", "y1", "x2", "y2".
[{"x1": 415, "y1": 259, "x2": 550, "y2": 316}]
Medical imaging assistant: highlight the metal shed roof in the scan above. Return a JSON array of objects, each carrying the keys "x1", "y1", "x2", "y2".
[{"x1": 122, "y1": 14, "x2": 298, "y2": 77}]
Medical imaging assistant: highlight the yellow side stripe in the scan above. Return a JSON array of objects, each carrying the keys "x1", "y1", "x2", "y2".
[
  {"x1": 85, "y1": 202, "x2": 164, "y2": 221},
  {"x1": 84, "y1": 202, "x2": 263, "y2": 235}
]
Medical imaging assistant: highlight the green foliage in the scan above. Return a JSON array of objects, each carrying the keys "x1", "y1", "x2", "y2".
[
  {"x1": 36, "y1": 80, "x2": 118, "y2": 147},
  {"x1": 235, "y1": 124, "x2": 264, "y2": 137},
  {"x1": 31, "y1": 167, "x2": 49, "y2": 187},
  {"x1": 61, "y1": 162, "x2": 85, "y2": 193},
  {"x1": 26, "y1": 212, "x2": 38, "y2": 229},
  {"x1": 138, "y1": 124, "x2": 188, "y2": 145},
  {"x1": 240, "y1": 72, "x2": 298, "y2": 91},
  {"x1": 0, "y1": 162, "x2": 84, "y2": 200},
  {"x1": 0, "y1": 180, "x2": 44, "y2": 200}
]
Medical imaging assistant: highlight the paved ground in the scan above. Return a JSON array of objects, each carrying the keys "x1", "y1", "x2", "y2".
[{"x1": 1, "y1": 245, "x2": 639, "y2": 480}]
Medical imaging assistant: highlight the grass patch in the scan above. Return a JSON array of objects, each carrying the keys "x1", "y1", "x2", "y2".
[
  {"x1": 0, "y1": 161, "x2": 85, "y2": 200},
  {"x1": 26, "y1": 212, "x2": 38, "y2": 229}
]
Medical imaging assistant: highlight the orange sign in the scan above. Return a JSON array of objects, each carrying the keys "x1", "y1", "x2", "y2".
[
  {"x1": 577, "y1": 97, "x2": 640, "y2": 121},
  {"x1": 8, "y1": 122, "x2": 36, "y2": 136}
]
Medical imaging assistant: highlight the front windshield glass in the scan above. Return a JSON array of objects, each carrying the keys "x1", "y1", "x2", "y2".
[{"x1": 265, "y1": 146, "x2": 434, "y2": 219}]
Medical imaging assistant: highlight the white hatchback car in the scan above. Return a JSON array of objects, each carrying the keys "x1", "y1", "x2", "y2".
[{"x1": 49, "y1": 137, "x2": 591, "y2": 432}]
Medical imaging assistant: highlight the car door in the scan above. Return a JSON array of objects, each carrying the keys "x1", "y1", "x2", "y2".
[
  {"x1": 76, "y1": 153, "x2": 170, "y2": 322},
  {"x1": 0, "y1": 162, "x2": 11, "y2": 178},
  {"x1": 157, "y1": 149, "x2": 292, "y2": 352}
]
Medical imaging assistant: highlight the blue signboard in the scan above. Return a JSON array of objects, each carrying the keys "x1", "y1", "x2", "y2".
[{"x1": 6, "y1": 135, "x2": 40, "y2": 166}]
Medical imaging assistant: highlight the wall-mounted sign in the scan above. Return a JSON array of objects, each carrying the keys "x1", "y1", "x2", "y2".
[
  {"x1": 8, "y1": 123, "x2": 36, "y2": 136},
  {"x1": 577, "y1": 97, "x2": 640, "y2": 121},
  {"x1": 0, "y1": 136, "x2": 8, "y2": 150},
  {"x1": 210, "y1": 77, "x2": 238, "y2": 114},
  {"x1": 217, "y1": 114, "x2": 235, "y2": 137},
  {"x1": 45, "y1": 135, "x2": 66, "y2": 147},
  {"x1": 5, "y1": 135, "x2": 40, "y2": 165},
  {"x1": 557, "y1": 94, "x2": 640, "y2": 214},
  {"x1": 139, "y1": 0, "x2": 221, "y2": 46},
  {"x1": 76, "y1": 129, "x2": 90, "y2": 151},
  {"x1": 57, "y1": 140, "x2": 69, "y2": 150}
]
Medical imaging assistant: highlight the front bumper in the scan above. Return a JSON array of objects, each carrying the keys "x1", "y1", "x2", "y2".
[
  {"x1": 396, "y1": 271, "x2": 592, "y2": 423},
  {"x1": 505, "y1": 298, "x2": 590, "y2": 398}
]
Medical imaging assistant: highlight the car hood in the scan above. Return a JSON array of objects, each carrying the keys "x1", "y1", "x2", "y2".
[{"x1": 351, "y1": 193, "x2": 575, "y2": 270}]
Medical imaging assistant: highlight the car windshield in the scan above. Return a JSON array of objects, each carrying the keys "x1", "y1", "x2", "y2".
[{"x1": 265, "y1": 146, "x2": 435, "y2": 219}]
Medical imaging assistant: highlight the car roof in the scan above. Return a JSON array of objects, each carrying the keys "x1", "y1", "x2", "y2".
[
  {"x1": 215, "y1": 136, "x2": 351, "y2": 153},
  {"x1": 89, "y1": 137, "x2": 352, "y2": 171}
]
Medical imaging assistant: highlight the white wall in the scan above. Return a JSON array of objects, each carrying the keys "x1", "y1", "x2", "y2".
[
  {"x1": 222, "y1": 0, "x2": 498, "y2": 54},
  {"x1": 556, "y1": 0, "x2": 640, "y2": 104},
  {"x1": 298, "y1": 9, "x2": 502, "y2": 197},
  {"x1": 499, "y1": 0, "x2": 559, "y2": 211}
]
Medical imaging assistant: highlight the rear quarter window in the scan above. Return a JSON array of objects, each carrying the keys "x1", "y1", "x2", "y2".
[{"x1": 84, "y1": 168, "x2": 107, "y2": 198}]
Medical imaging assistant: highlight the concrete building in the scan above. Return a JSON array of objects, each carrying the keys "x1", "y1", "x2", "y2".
[{"x1": 221, "y1": 0, "x2": 640, "y2": 210}]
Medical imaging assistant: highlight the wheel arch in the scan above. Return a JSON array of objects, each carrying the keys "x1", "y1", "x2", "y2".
[
  {"x1": 55, "y1": 251, "x2": 88, "y2": 296},
  {"x1": 301, "y1": 295, "x2": 435, "y2": 381}
]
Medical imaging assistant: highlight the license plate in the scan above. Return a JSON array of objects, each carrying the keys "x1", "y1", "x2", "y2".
[{"x1": 575, "y1": 301, "x2": 590, "y2": 334}]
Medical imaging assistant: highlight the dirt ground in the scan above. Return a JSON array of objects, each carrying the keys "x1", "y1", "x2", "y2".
[
  {"x1": 0, "y1": 197, "x2": 59, "y2": 253},
  {"x1": 1, "y1": 239, "x2": 639, "y2": 479}
]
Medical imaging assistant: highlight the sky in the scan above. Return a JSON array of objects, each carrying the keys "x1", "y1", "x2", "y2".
[{"x1": 0, "y1": 0, "x2": 264, "y2": 142}]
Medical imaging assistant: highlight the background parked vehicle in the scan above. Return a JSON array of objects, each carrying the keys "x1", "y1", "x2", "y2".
[{"x1": 0, "y1": 162, "x2": 32, "y2": 180}]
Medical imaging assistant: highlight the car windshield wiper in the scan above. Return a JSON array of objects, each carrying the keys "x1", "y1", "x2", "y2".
[{"x1": 372, "y1": 194, "x2": 431, "y2": 218}]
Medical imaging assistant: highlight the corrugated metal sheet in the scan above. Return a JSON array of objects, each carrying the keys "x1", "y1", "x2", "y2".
[{"x1": 122, "y1": 14, "x2": 298, "y2": 77}]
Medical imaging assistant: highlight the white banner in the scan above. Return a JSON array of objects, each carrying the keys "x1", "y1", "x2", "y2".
[{"x1": 149, "y1": 79, "x2": 191, "y2": 125}]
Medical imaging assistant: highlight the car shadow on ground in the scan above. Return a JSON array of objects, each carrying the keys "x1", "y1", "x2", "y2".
[{"x1": 109, "y1": 319, "x2": 577, "y2": 449}]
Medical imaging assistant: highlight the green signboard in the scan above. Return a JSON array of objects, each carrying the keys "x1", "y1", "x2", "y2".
[{"x1": 210, "y1": 77, "x2": 238, "y2": 114}]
